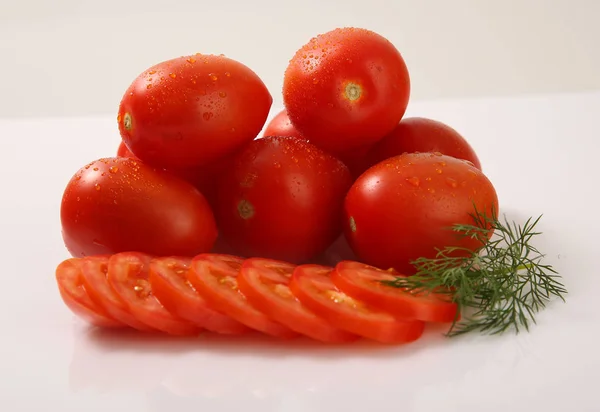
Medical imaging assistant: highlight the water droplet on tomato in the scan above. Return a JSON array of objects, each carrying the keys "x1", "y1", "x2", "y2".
[
  {"x1": 433, "y1": 151, "x2": 443, "y2": 157},
  {"x1": 146, "y1": 84, "x2": 152, "y2": 89},
  {"x1": 95, "y1": 184, "x2": 101, "y2": 191},
  {"x1": 313, "y1": 78, "x2": 319, "y2": 84},
  {"x1": 427, "y1": 188, "x2": 436, "y2": 194},
  {"x1": 202, "y1": 112, "x2": 213, "y2": 121},
  {"x1": 225, "y1": 72, "x2": 231, "y2": 77},
  {"x1": 169, "y1": 73, "x2": 177, "y2": 79},
  {"x1": 76, "y1": 196, "x2": 80, "y2": 202},
  {"x1": 425, "y1": 177, "x2": 432, "y2": 181},
  {"x1": 463, "y1": 159, "x2": 475, "y2": 167},
  {"x1": 274, "y1": 162, "x2": 281, "y2": 169},
  {"x1": 406, "y1": 177, "x2": 420, "y2": 187},
  {"x1": 109, "y1": 166, "x2": 119, "y2": 174},
  {"x1": 218, "y1": 91, "x2": 227, "y2": 98},
  {"x1": 436, "y1": 168, "x2": 443, "y2": 174},
  {"x1": 445, "y1": 177, "x2": 458, "y2": 188},
  {"x1": 186, "y1": 57, "x2": 196, "y2": 64},
  {"x1": 209, "y1": 73, "x2": 218, "y2": 81}
]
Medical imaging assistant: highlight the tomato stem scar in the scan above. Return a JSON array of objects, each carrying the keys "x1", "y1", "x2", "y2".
[
  {"x1": 344, "y1": 83, "x2": 362, "y2": 101},
  {"x1": 123, "y1": 113, "x2": 132, "y2": 130},
  {"x1": 237, "y1": 200, "x2": 255, "y2": 220}
]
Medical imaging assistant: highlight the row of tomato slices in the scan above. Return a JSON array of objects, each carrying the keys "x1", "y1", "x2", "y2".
[{"x1": 56, "y1": 252, "x2": 458, "y2": 344}]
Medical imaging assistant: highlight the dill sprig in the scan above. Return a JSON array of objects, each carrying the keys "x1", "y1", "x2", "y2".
[{"x1": 382, "y1": 209, "x2": 567, "y2": 337}]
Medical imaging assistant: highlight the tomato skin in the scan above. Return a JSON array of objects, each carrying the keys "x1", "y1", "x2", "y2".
[
  {"x1": 238, "y1": 258, "x2": 358, "y2": 343},
  {"x1": 55, "y1": 258, "x2": 124, "y2": 328},
  {"x1": 333, "y1": 261, "x2": 458, "y2": 323},
  {"x1": 60, "y1": 157, "x2": 217, "y2": 258},
  {"x1": 215, "y1": 136, "x2": 353, "y2": 263},
  {"x1": 263, "y1": 109, "x2": 305, "y2": 140},
  {"x1": 107, "y1": 252, "x2": 200, "y2": 336},
  {"x1": 117, "y1": 141, "x2": 137, "y2": 158},
  {"x1": 283, "y1": 27, "x2": 410, "y2": 154},
  {"x1": 117, "y1": 54, "x2": 272, "y2": 170},
  {"x1": 148, "y1": 256, "x2": 249, "y2": 334},
  {"x1": 344, "y1": 153, "x2": 498, "y2": 274},
  {"x1": 368, "y1": 117, "x2": 482, "y2": 170},
  {"x1": 290, "y1": 264, "x2": 425, "y2": 344},
  {"x1": 188, "y1": 254, "x2": 298, "y2": 338}
]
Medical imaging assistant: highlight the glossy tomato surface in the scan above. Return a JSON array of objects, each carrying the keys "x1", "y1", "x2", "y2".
[
  {"x1": 343, "y1": 153, "x2": 498, "y2": 274},
  {"x1": 283, "y1": 27, "x2": 410, "y2": 154},
  {"x1": 118, "y1": 54, "x2": 272, "y2": 169},
  {"x1": 368, "y1": 117, "x2": 482, "y2": 170},
  {"x1": 60, "y1": 157, "x2": 217, "y2": 257},
  {"x1": 117, "y1": 141, "x2": 137, "y2": 158},
  {"x1": 215, "y1": 136, "x2": 353, "y2": 263},
  {"x1": 263, "y1": 109, "x2": 305, "y2": 140}
]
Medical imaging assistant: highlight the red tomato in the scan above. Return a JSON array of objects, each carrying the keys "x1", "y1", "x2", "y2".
[
  {"x1": 368, "y1": 117, "x2": 482, "y2": 170},
  {"x1": 333, "y1": 261, "x2": 458, "y2": 323},
  {"x1": 188, "y1": 254, "x2": 298, "y2": 338},
  {"x1": 238, "y1": 258, "x2": 357, "y2": 343},
  {"x1": 148, "y1": 256, "x2": 249, "y2": 334},
  {"x1": 336, "y1": 143, "x2": 374, "y2": 179},
  {"x1": 60, "y1": 157, "x2": 217, "y2": 257},
  {"x1": 215, "y1": 136, "x2": 353, "y2": 263},
  {"x1": 80, "y1": 255, "x2": 155, "y2": 331},
  {"x1": 263, "y1": 109, "x2": 305, "y2": 140},
  {"x1": 107, "y1": 252, "x2": 200, "y2": 335},
  {"x1": 283, "y1": 27, "x2": 410, "y2": 154},
  {"x1": 118, "y1": 54, "x2": 272, "y2": 169},
  {"x1": 55, "y1": 258, "x2": 124, "y2": 328},
  {"x1": 344, "y1": 153, "x2": 499, "y2": 274},
  {"x1": 117, "y1": 141, "x2": 137, "y2": 158},
  {"x1": 289, "y1": 264, "x2": 425, "y2": 343}
]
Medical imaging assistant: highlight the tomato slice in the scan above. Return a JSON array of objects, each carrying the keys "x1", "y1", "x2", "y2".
[
  {"x1": 80, "y1": 255, "x2": 155, "y2": 332},
  {"x1": 107, "y1": 252, "x2": 201, "y2": 336},
  {"x1": 188, "y1": 254, "x2": 298, "y2": 339},
  {"x1": 238, "y1": 257, "x2": 358, "y2": 343},
  {"x1": 55, "y1": 258, "x2": 124, "y2": 328},
  {"x1": 149, "y1": 256, "x2": 249, "y2": 334},
  {"x1": 333, "y1": 261, "x2": 459, "y2": 323},
  {"x1": 289, "y1": 264, "x2": 425, "y2": 344}
]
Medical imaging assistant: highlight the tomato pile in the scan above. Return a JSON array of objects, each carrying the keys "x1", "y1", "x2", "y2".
[{"x1": 57, "y1": 27, "x2": 500, "y2": 344}]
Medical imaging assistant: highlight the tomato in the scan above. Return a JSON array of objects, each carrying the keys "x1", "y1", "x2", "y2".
[
  {"x1": 336, "y1": 143, "x2": 374, "y2": 179},
  {"x1": 215, "y1": 136, "x2": 352, "y2": 263},
  {"x1": 238, "y1": 257, "x2": 357, "y2": 343},
  {"x1": 344, "y1": 152, "x2": 499, "y2": 274},
  {"x1": 55, "y1": 258, "x2": 124, "y2": 328},
  {"x1": 117, "y1": 54, "x2": 272, "y2": 170},
  {"x1": 117, "y1": 141, "x2": 137, "y2": 158},
  {"x1": 283, "y1": 27, "x2": 410, "y2": 154},
  {"x1": 148, "y1": 256, "x2": 249, "y2": 334},
  {"x1": 80, "y1": 255, "x2": 155, "y2": 331},
  {"x1": 368, "y1": 117, "x2": 482, "y2": 170},
  {"x1": 60, "y1": 157, "x2": 217, "y2": 257},
  {"x1": 107, "y1": 252, "x2": 200, "y2": 335},
  {"x1": 289, "y1": 264, "x2": 425, "y2": 343},
  {"x1": 333, "y1": 261, "x2": 458, "y2": 323},
  {"x1": 188, "y1": 254, "x2": 298, "y2": 338},
  {"x1": 263, "y1": 109, "x2": 305, "y2": 140}
]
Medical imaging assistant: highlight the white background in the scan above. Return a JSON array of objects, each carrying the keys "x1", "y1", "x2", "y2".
[{"x1": 1, "y1": 0, "x2": 599, "y2": 118}]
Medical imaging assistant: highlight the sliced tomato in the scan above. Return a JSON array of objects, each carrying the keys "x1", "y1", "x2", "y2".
[
  {"x1": 107, "y1": 252, "x2": 201, "y2": 336},
  {"x1": 80, "y1": 255, "x2": 155, "y2": 332},
  {"x1": 188, "y1": 254, "x2": 298, "y2": 339},
  {"x1": 149, "y1": 256, "x2": 249, "y2": 334},
  {"x1": 333, "y1": 261, "x2": 459, "y2": 323},
  {"x1": 238, "y1": 258, "x2": 357, "y2": 343},
  {"x1": 289, "y1": 264, "x2": 425, "y2": 344},
  {"x1": 55, "y1": 258, "x2": 124, "y2": 328}
]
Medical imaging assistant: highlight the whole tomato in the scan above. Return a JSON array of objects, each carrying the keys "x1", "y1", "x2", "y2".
[
  {"x1": 344, "y1": 153, "x2": 498, "y2": 274},
  {"x1": 368, "y1": 117, "x2": 482, "y2": 170},
  {"x1": 215, "y1": 136, "x2": 353, "y2": 263},
  {"x1": 60, "y1": 157, "x2": 218, "y2": 257},
  {"x1": 263, "y1": 109, "x2": 305, "y2": 140},
  {"x1": 118, "y1": 54, "x2": 272, "y2": 169},
  {"x1": 283, "y1": 27, "x2": 410, "y2": 154}
]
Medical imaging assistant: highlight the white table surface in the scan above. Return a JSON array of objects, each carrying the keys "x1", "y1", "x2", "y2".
[{"x1": 1, "y1": 91, "x2": 599, "y2": 411}]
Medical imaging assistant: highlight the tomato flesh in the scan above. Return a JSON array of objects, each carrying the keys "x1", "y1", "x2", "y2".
[
  {"x1": 188, "y1": 254, "x2": 298, "y2": 338},
  {"x1": 333, "y1": 261, "x2": 458, "y2": 323},
  {"x1": 238, "y1": 258, "x2": 357, "y2": 343},
  {"x1": 149, "y1": 256, "x2": 249, "y2": 334},
  {"x1": 107, "y1": 252, "x2": 200, "y2": 336},
  {"x1": 290, "y1": 264, "x2": 424, "y2": 344},
  {"x1": 80, "y1": 255, "x2": 155, "y2": 331},
  {"x1": 55, "y1": 258, "x2": 124, "y2": 328}
]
